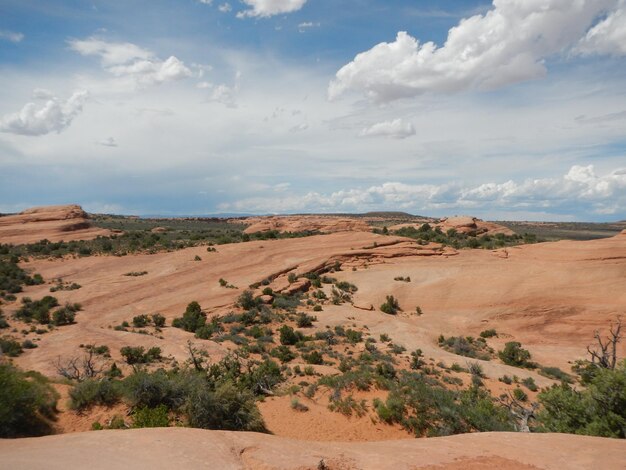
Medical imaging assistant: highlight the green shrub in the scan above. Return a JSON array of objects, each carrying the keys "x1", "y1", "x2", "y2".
[
  {"x1": 498, "y1": 342, "x2": 533, "y2": 368},
  {"x1": 270, "y1": 345, "x2": 296, "y2": 363},
  {"x1": 279, "y1": 325, "x2": 303, "y2": 345},
  {"x1": 69, "y1": 379, "x2": 122, "y2": 410},
  {"x1": 303, "y1": 350, "x2": 323, "y2": 365},
  {"x1": 185, "y1": 381, "x2": 265, "y2": 432},
  {"x1": 172, "y1": 301, "x2": 206, "y2": 332},
  {"x1": 132, "y1": 404, "x2": 170, "y2": 428},
  {"x1": 0, "y1": 365, "x2": 58, "y2": 437},
  {"x1": 132, "y1": 314, "x2": 150, "y2": 328},
  {"x1": 237, "y1": 291, "x2": 260, "y2": 310},
  {"x1": 15, "y1": 296, "x2": 59, "y2": 324},
  {"x1": 0, "y1": 336, "x2": 23, "y2": 357},
  {"x1": 52, "y1": 303, "x2": 81, "y2": 326},
  {"x1": 513, "y1": 388, "x2": 528, "y2": 402},
  {"x1": 120, "y1": 346, "x2": 162, "y2": 365},
  {"x1": 537, "y1": 361, "x2": 626, "y2": 438},
  {"x1": 480, "y1": 329, "x2": 497, "y2": 338},
  {"x1": 521, "y1": 377, "x2": 538, "y2": 391},
  {"x1": 380, "y1": 295, "x2": 400, "y2": 315},
  {"x1": 296, "y1": 313, "x2": 316, "y2": 328},
  {"x1": 539, "y1": 366, "x2": 572, "y2": 383},
  {"x1": 152, "y1": 313, "x2": 166, "y2": 328}
]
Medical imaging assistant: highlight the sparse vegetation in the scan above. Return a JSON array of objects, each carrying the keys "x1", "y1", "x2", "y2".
[{"x1": 380, "y1": 295, "x2": 401, "y2": 315}]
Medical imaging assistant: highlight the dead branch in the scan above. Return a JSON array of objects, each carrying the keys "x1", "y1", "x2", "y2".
[{"x1": 587, "y1": 317, "x2": 622, "y2": 370}]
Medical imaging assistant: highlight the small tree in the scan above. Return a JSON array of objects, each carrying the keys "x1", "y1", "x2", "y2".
[{"x1": 498, "y1": 342, "x2": 532, "y2": 367}]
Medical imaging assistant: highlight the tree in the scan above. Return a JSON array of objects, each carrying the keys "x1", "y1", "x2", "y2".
[
  {"x1": 498, "y1": 342, "x2": 532, "y2": 367},
  {"x1": 587, "y1": 317, "x2": 622, "y2": 370}
]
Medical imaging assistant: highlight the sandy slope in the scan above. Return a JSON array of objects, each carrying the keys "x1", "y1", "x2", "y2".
[
  {"x1": 0, "y1": 205, "x2": 110, "y2": 244},
  {"x1": 1, "y1": 428, "x2": 624, "y2": 469},
  {"x1": 11, "y1": 230, "x2": 626, "y2": 384}
]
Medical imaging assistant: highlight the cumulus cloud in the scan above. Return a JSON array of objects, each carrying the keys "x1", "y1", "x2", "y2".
[
  {"x1": 218, "y1": 3, "x2": 232, "y2": 13},
  {"x1": 220, "y1": 165, "x2": 626, "y2": 216},
  {"x1": 237, "y1": 0, "x2": 307, "y2": 18},
  {"x1": 576, "y1": 0, "x2": 626, "y2": 56},
  {"x1": 68, "y1": 37, "x2": 192, "y2": 87},
  {"x1": 0, "y1": 30, "x2": 24, "y2": 43},
  {"x1": 0, "y1": 90, "x2": 88, "y2": 136},
  {"x1": 329, "y1": 0, "x2": 621, "y2": 102},
  {"x1": 359, "y1": 118, "x2": 415, "y2": 139}
]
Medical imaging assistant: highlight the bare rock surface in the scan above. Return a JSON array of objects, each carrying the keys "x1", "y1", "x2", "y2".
[
  {"x1": 0, "y1": 204, "x2": 111, "y2": 244},
  {"x1": 1, "y1": 428, "x2": 624, "y2": 470}
]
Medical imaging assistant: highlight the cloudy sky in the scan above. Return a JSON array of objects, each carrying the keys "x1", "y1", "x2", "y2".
[{"x1": 1, "y1": 0, "x2": 625, "y2": 221}]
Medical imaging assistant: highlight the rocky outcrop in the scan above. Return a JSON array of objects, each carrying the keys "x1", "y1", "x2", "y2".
[
  {"x1": 240, "y1": 215, "x2": 371, "y2": 234},
  {"x1": 436, "y1": 216, "x2": 516, "y2": 237},
  {"x1": 0, "y1": 205, "x2": 111, "y2": 244}
]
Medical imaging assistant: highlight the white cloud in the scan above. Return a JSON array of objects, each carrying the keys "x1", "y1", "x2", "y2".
[
  {"x1": 359, "y1": 118, "x2": 415, "y2": 139},
  {"x1": 237, "y1": 0, "x2": 307, "y2": 18},
  {"x1": 98, "y1": 137, "x2": 118, "y2": 147},
  {"x1": 68, "y1": 37, "x2": 192, "y2": 87},
  {"x1": 298, "y1": 21, "x2": 320, "y2": 32},
  {"x1": 32, "y1": 88, "x2": 55, "y2": 100},
  {"x1": 0, "y1": 90, "x2": 88, "y2": 136},
  {"x1": 219, "y1": 3, "x2": 232, "y2": 13},
  {"x1": 0, "y1": 30, "x2": 24, "y2": 43},
  {"x1": 576, "y1": 0, "x2": 626, "y2": 56},
  {"x1": 220, "y1": 165, "x2": 626, "y2": 216},
  {"x1": 329, "y1": 0, "x2": 620, "y2": 102},
  {"x1": 198, "y1": 0, "x2": 213, "y2": 4}
]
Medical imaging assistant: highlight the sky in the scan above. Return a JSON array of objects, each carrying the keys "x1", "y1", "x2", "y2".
[{"x1": 0, "y1": 0, "x2": 625, "y2": 221}]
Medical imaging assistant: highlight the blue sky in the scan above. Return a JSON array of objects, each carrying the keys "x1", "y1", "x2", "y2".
[{"x1": 0, "y1": 0, "x2": 625, "y2": 221}]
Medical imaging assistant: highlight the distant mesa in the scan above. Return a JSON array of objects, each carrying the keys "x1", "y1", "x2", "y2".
[{"x1": 0, "y1": 204, "x2": 111, "y2": 245}]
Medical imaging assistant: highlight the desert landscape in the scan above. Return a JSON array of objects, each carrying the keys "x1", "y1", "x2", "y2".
[
  {"x1": 3, "y1": 1, "x2": 626, "y2": 468},
  {"x1": 1, "y1": 205, "x2": 625, "y2": 469}
]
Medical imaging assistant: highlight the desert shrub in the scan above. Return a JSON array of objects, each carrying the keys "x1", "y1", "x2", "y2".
[
  {"x1": 410, "y1": 349, "x2": 425, "y2": 370},
  {"x1": 15, "y1": 296, "x2": 59, "y2": 324},
  {"x1": 538, "y1": 366, "x2": 572, "y2": 383},
  {"x1": 467, "y1": 362, "x2": 485, "y2": 378},
  {"x1": 186, "y1": 381, "x2": 265, "y2": 432},
  {"x1": 272, "y1": 294, "x2": 301, "y2": 310},
  {"x1": 132, "y1": 404, "x2": 170, "y2": 428},
  {"x1": 172, "y1": 301, "x2": 206, "y2": 332},
  {"x1": 279, "y1": 325, "x2": 303, "y2": 346},
  {"x1": 380, "y1": 295, "x2": 400, "y2": 315},
  {"x1": 499, "y1": 375, "x2": 513, "y2": 385},
  {"x1": 303, "y1": 350, "x2": 324, "y2": 365},
  {"x1": 521, "y1": 377, "x2": 538, "y2": 391},
  {"x1": 152, "y1": 313, "x2": 166, "y2": 328},
  {"x1": 270, "y1": 345, "x2": 296, "y2": 363},
  {"x1": 69, "y1": 379, "x2": 122, "y2": 410},
  {"x1": 120, "y1": 346, "x2": 162, "y2": 365},
  {"x1": 335, "y1": 281, "x2": 357, "y2": 293},
  {"x1": 438, "y1": 335, "x2": 493, "y2": 360},
  {"x1": 0, "y1": 336, "x2": 23, "y2": 357},
  {"x1": 345, "y1": 329, "x2": 363, "y2": 344},
  {"x1": 132, "y1": 314, "x2": 150, "y2": 328},
  {"x1": 0, "y1": 258, "x2": 44, "y2": 297},
  {"x1": 480, "y1": 329, "x2": 497, "y2": 338},
  {"x1": 52, "y1": 303, "x2": 81, "y2": 326},
  {"x1": 513, "y1": 388, "x2": 528, "y2": 402},
  {"x1": 296, "y1": 313, "x2": 316, "y2": 328},
  {"x1": 0, "y1": 365, "x2": 57, "y2": 437},
  {"x1": 237, "y1": 290, "x2": 261, "y2": 310},
  {"x1": 290, "y1": 397, "x2": 309, "y2": 412},
  {"x1": 537, "y1": 361, "x2": 626, "y2": 438},
  {"x1": 498, "y1": 342, "x2": 533, "y2": 368},
  {"x1": 21, "y1": 339, "x2": 37, "y2": 349},
  {"x1": 122, "y1": 370, "x2": 188, "y2": 409}
]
